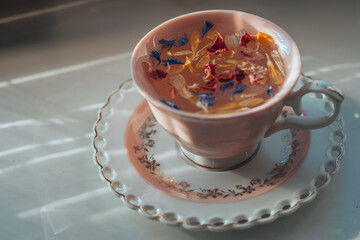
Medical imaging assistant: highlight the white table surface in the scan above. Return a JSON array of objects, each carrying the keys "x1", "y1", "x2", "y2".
[{"x1": 1, "y1": 0, "x2": 359, "y2": 239}]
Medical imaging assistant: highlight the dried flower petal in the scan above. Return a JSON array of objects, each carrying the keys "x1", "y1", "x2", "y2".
[
  {"x1": 257, "y1": 32, "x2": 276, "y2": 52},
  {"x1": 239, "y1": 32, "x2": 251, "y2": 47},
  {"x1": 184, "y1": 57, "x2": 196, "y2": 73},
  {"x1": 150, "y1": 69, "x2": 168, "y2": 80},
  {"x1": 205, "y1": 30, "x2": 221, "y2": 40},
  {"x1": 190, "y1": 30, "x2": 201, "y2": 53},
  {"x1": 159, "y1": 38, "x2": 177, "y2": 50},
  {"x1": 170, "y1": 86, "x2": 177, "y2": 99},
  {"x1": 150, "y1": 50, "x2": 161, "y2": 66},
  {"x1": 270, "y1": 50, "x2": 286, "y2": 76},
  {"x1": 218, "y1": 70, "x2": 235, "y2": 82},
  {"x1": 162, "y1": 57, "x2": 184, "y2": 66},
  {"x1": 160, "y1": 99, "x2": 180, "y2": 110},
  {"x1": 225, "y1": 59, "x2": 268, "y2": 75},
  {"x1": 220, "y1": 80, "x2": 234, "y2": 92},
  {"x1": 217, "y1": 64, "x2": 235, "y2": 69},
  {"x1": 267, "y1": 86, "x2": 274, "y2": 97},
  {"x1": 195, "y1": 42, "x2": 213, "y2": 57},
  {"x1": 201, "y1": 21, "x2": 214, "y2": 39},
  {"x1": 142, "y1": 61, "x2": 167, "y2": 80},
  {"x1": 249, "y1": 73, "x2": 264, "y2": 84},
  {"x1": 232, "y1": 93, "x2": 257, "y2": 101},
  {"x1": 204, "y1": 63, "x2": 217, "y2": 75},
  {"x1": 241, "y1": 50, "x2": 265, "y2": 62},
  {"x1": 169, "y1": 74, "x2": 193, "y2": 99},
  {"x1": 195, "y1": 54, "x2": 210, "y2": 70},
  {"x1": 177, "y1": 33, "x2": 188, "y2": 47},
  {"x1": 219, "y1": 50, "x2": 235, "y2": 58},
  {"x1": 142, "y1": 61, "x2": 152, "y2": 74},
  {"x1": 199, "y1": 78, "x2": 217, "y2": 91},
  {"x1": 234, "y1": 67, "x2": 246, "y2": 82},
  {"x1": 192, "y1": 92, "x2": 216, "y2": 107},
  {"x1": 170, "y1": 50, "x2": 193, "y2": 56},
  {"x1": 199, "y1": 97, "x2": 264, "y2": 114},
  {"x1": 207, "y1": 36, "x2": 229, "y2": 55},
  {"x1": 266, "y1": 53, "x2": 284, "y2": 85},
  {"x1": 166, "y1": 64, "x2": 185, "y2": 74},
  {"x1": 224, "y1": 35, "x2": 238, "y2": 52},
  {"x1": 231, "y1": 84, "x2": 248, "y2": 97}
]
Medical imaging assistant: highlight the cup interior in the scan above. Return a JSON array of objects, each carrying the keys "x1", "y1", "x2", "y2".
[{"x1": 131, "y1": 10, "x2": 301, "y2": 118}]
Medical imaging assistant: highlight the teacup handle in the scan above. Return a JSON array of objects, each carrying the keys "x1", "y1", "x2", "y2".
[{"x1": 264, "y1": 78, "x2": 344, "y2": 137}]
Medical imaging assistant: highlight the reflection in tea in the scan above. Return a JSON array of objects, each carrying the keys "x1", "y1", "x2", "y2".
[{"x1": 142, "y1": 21, "x2": 286, "y2": 114}]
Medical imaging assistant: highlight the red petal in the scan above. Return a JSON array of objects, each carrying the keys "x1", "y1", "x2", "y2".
[
  {"x1": 150, "y1": 69, "x2": 168, "y2": 80},
  {"x1": 207, "y1": 36, "x2": 229, "y2": 55},
  {"x1": 234, "y1": 67, "x2": 246, "y2": 81},
  {"x1": 239, "y1": 32, "x2": 251, "y2": 47}
]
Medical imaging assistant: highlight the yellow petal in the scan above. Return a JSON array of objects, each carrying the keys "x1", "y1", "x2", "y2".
[
  {"x1": 166, "y1": 64, "x2": 185, "y2": 74},
  {"x1": 266, "y1": 53, "x2": 284, "y2": 85},
  {"x1": 195, "y1": 42, "x2": 213, "y2": 57},
  {"x1": 190, "y1": 30, "x2": 201, "y2": 53},
  {"x1": 257, "y1": 32, "x2": 276, "y2": 52},
  {"x1": 171, "y1": 50, "x2": 194, "y2": 56},
  {"x1": 195, "y1": 55, "x2": 210, "y2": 71},
  {"x1": 217, "y1": 64, "x2": 235, "y2": 69},
  {"x1": 270, "y1": 50, "x2": 286, "y2": 76},
  {"x1": 232, "y1": 93, "x2": 258, "y2": 100},
  {"x1": 206, "y1": 30, "x2": 221, "y2": 40},
  {"x1": 200, "y1": 98, "x2": 264, "y2": 114},
  {"x1": 184, "y1": 58, "x2": 196, "y2": 73},
  {"x1": 219, "y1": 50, "x2": 235, "y2": 59}
]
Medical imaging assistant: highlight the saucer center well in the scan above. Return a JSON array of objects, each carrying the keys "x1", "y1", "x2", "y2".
[{"x1": 177, "y1": 142, "x2": 260, "y2": 172}]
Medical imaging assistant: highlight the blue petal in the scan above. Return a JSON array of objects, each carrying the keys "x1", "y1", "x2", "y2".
[
  {"x1": 220, "y1": 80, "x2": 234, "y2": 92},
  {"x1": 201, "y1": 21, "x2": 214, "y2": 39},
  {"x1": 195, "y1": 92, "x2": 216, "y2": 106},
  {"x1": 159, "y1": 38, "x2": 177, "y2": 50},
  {"x1": 177, "y1": 33, "x2": 188, "y2": 47},
  {"x1": 160, "y1": 99, "x2": 181, "y2": 110},
  {"x1": 231, "y1": 84, "x2": 248, "y2": 97},
  {"x1": 150, "y1": 50, "x2": 161, "y2": 66},
  {"x1": 162, "y1": 57, "x2": 184, "y2": 66},
  {"x1": 267, "y1": 86, "x2": 274, "y2": 97}
]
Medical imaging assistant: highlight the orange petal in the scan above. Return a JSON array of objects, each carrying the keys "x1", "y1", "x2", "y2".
[{"x1": 257, "y1": 32, "x2": 276, "y2": 52}]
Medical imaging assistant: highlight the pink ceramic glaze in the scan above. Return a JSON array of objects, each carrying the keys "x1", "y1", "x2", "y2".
[{"x1": 130, "y1": 10, "x2": 342, "y2": 160}]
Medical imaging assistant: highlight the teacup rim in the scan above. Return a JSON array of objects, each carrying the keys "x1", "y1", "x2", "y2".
[{"x1": 131, "y1": 9, "x2": 301, "y2": 119}]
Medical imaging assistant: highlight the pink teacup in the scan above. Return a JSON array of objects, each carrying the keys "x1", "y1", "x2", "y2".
[{"x1": 131, "y1": 10, "x2": 343, "y2": 170}]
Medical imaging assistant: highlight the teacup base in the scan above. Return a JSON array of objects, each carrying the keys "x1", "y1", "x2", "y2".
[{"x1": 177, "y1": 143, "x2": 260, "y2": 171}]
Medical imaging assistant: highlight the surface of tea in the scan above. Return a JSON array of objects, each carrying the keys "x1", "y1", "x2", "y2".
[{"x1": 141, "y1": 21, "x2": 286, "y2": 114}]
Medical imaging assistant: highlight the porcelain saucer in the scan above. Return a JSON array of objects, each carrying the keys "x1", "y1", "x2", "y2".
[{"x1": 93, "y1": 79, "x2": 345, "y2": 231}]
